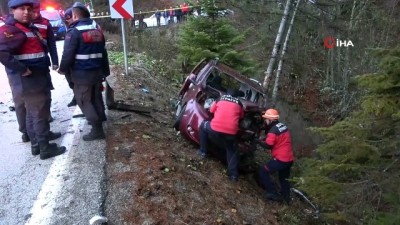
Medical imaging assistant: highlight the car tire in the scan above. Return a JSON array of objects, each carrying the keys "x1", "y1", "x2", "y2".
[
  {"x1": 173, "y1": 104, "x2": 185, "y2": 131},
  {"x1": 238, "y1": 151, "x2": 256, "y2": 173},
  {"x1": 142, "y1": 22, "x2": 147, "y2": 29}
]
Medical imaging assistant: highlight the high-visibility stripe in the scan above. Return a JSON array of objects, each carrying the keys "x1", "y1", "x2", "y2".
[
  {"x1": 13, "y1": 52, "x2": 46, "y2": 60},
  {"x1": 34, "y1": 24, "x2": 48, "y2": 29},
  {"x1": 75, "y1": 53, "x2": 103, "y2": 59},
  {"x1": 25, "y1": 32, "x2": 35, "y2": 38},
  {"x1": 76, "y1": 21, "x2": 98, "y2": 31}
]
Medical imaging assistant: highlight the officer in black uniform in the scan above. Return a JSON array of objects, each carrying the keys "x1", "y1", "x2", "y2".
[
  {"x1": 62, "y1": 8, "x2": 77, "y2": 107},
  {"x1": 59, "y1": 2, "x2": 110, "y2": 141},
  {"x1": 0, "y1": 0, "x2": 65, "y2": 159}
]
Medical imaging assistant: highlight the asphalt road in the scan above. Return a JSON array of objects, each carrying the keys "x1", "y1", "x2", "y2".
[{"x1": 0, "y1": 41, "x2": 107, "y2": 225}]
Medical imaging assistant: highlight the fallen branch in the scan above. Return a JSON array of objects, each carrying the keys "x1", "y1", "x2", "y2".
[
  {"x1": 383, "y1": 157, "x2": 399, "y2": 172},
  {"x1": 291, "y1": 188, "x2": 320, "y2": 218},
  {"x1": 105, "y1": 80, "x2": 153, "y2": 117}
]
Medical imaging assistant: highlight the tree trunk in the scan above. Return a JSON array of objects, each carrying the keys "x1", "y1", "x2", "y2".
[
  {"x1": 0, "y1": 2, "x2": 8, "y2": 16},
  {"x1": 271, "y1": 0, "x2": 301, "y2": 106},
  {"x1": 262, "y1": 0, "x2": 292, "y2": 92},
  {"x1": 343, "y1": 0, "x2": 358, "y2": 93}
]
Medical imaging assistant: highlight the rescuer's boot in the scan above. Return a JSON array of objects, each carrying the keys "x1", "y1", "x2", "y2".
[
  {"x1": 67, "y1": 97, "x2": 77, "y2": 107},
  {"x1": 263, "y1": 192, "x2": 283, "y2": 203},
  {"x1": 32, "y1": 142, "x2": 57, "y2": 156},
  {"x1": 47, "y1": 131, "x2": 62, "y2": 141},
  {"x1": 31, "y1": 144, "x2": 40, "y2": 156},
  {"x1": 22, "y1": 132, "x2": 30, "y2": 142},
  {"x1": 83, "y1": 122, "x2": 105, "y2": 141},
  {"x1": 39, "y1": 141, "x2": 66, "y2": 160}
]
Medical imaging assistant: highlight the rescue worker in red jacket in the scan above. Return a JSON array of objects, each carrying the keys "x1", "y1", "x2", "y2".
[
  {"x1": 59, "y1": 2, "x2": 109, "y2": 141},
  {"x1": 258, "y1": 109, "x2": 294, "y2": 204},
  {"x1": 0, "y1": 0, "x2": 65, "y2": 159},
  {"x1": 198, "y1": 89, "x2": 244, "y2": 182}
]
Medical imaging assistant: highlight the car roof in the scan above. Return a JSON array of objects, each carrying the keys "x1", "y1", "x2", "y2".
[
  {"x1": 40, "y1": 10, "x2": 62, "y2": 21},
  {"x1": 213, "y1": 61, "x2": 266, "y2": 95}
]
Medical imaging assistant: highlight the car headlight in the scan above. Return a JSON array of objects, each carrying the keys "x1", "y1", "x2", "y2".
[{"x1": 204, "y1": 98, "x2": 215, "y2": 109}]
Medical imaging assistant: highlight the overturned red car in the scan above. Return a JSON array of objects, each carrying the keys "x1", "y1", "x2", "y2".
[{"x1": 174, "y1": 59, "x2": 267, "y2": 169}]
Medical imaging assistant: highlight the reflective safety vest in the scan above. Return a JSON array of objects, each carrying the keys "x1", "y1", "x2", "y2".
[
  {"x1": 13, "y1": 22, "x2": 46, "y2": 67},
  {"x1": 33, "y1": 17, "x2": 50, "y2": 44},
  {"x1": 74, "y1": 20, "x2": 105, "y2": 70}
]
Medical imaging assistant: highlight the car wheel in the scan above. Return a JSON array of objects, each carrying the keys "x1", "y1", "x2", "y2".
[
  {"x1": 173, "y1": 104, "x2": 185, "y2": 131},
  {"x1": 142, "y1": 22, "x2": 147, "y2": 29},
  {"x1": 239, "y1": 152, "x2": 256, "y2": 173}
]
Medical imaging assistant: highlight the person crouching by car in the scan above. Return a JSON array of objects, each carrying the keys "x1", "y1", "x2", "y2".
[
  {"x1": 258, "y1": 109, "x2": 294, "y2": 204},
  {"x1": 197, "y1": 89, "x2": 244, "y2": 182}
]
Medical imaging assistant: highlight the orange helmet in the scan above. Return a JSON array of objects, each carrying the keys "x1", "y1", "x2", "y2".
[{"x1": 262, "y1": 109, "x2": 279, "y2": 120}]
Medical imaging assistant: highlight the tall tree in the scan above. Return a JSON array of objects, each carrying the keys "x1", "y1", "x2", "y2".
[
  {"x1": 177, "y1": 0, "x2": 256, "y2": 74},
  {"x1": 262, "y1": 0, "x2": 292, "y2": 92},
  {"x1": 296, "y1": 47, "x2": 400, "y2": 224},
  {"x1": 271, "y1": 0, "x2": 301, "y2": 105}
]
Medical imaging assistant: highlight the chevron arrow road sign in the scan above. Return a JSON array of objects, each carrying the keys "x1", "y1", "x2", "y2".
[{"x1": 109, "y1": 0, "x2": 133, "y2": 19}]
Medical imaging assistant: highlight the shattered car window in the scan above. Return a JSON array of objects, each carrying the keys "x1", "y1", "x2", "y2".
[{"x1": 206, "y1": 67, "x2": 263, "y2": 104}]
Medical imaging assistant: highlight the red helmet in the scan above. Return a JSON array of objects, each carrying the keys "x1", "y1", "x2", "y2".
[{"x1": 262, "y1": 109, "x2": 279, "y2": 120}]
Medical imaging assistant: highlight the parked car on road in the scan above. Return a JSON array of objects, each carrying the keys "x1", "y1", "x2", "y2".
[
  {"x1": 40, "y1": 8, "x2": 66, "y2": 40},
  {"x1": 193, "y1": 8, "x2": 234, "y2": 17},
  {"x1": 135, "y1": 13, "x2": 176, "y2": 28},
  {"x1": 174, "y1": 59, "x2": 266, "y2": 170}
]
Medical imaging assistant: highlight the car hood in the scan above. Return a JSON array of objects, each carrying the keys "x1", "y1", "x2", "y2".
[{"x1": 49, "y1": 19, "x2": 63, "y2": 27}]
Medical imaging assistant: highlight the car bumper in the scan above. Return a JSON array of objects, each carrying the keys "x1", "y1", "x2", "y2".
[{"x1": 179, "y1": 99, "x2": 210, "y2": 145}]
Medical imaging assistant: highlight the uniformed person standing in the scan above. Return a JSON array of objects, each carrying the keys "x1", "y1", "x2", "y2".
[
  {"x1": 31, "y1": 0, "x2": 59, "y2": 122},
  {"x1": 0, "y1": 0, "x2": 66, "y2": 159},
  {"x1": 31, "y1": 1, "x2": 58, "y2": 70},
  {"x1": 6, "y1": 0, "x2": 62, "y2": 144},
  {"x1": 59, "y1": 2, "x2": 109, "y2": 141},
  {"x1": 63, "y1": 8, "x2": 77, "y2": 107}
]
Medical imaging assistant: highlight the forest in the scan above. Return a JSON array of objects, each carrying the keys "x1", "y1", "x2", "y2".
[{"x1": 1, "y1": 0, "x2": 399, "y2": 224}]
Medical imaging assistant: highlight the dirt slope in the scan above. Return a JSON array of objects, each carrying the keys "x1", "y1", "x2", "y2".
[{"x1": 103, "y1": 66, "x2": 293, "y2": 225}]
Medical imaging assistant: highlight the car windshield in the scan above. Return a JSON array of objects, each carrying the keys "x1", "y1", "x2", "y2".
[
  {"x1": 40, "y1": 10, "x2": 61, "y2": 21},
  {"x1": 206, "y1": 68, "x2": 264, "y2": 103}
]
